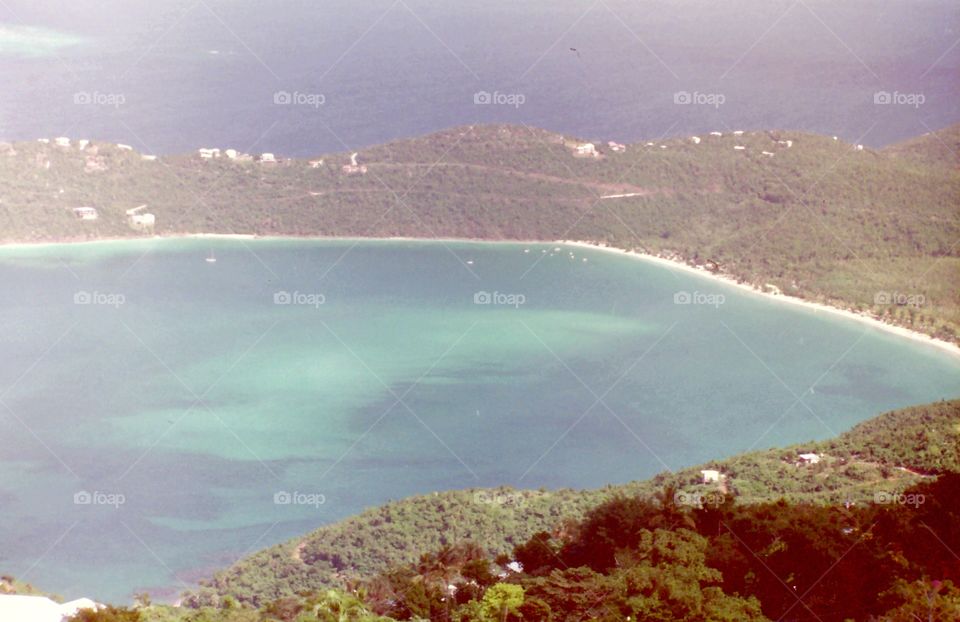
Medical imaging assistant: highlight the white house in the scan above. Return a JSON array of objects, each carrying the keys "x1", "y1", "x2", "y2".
[
  {"x1": 258, "y1": 152, "x2": 277, "y2": 163},
  {"x1": 199, "y1": 147, "x2": 220, "y2": 159},
  {"x1": 761, "y1": 151, "x2": 775, "y2": 157},
  {"x1": 72, "y1": 206, "x2": 98, "y2": 220},
  {"x1": 309, "y1": 159, "x2": 324, "y2": 168},
  {"x1": 141, "y1": 154, "x2": 157, "y2": 161},
  {"x1": 224, "y1": 148, "x2": 238, "y2": 159},
  {"x1": 78, "y1": 139, "x2": 90, "y2": 151},
  {"x1": 690, "y1": 136, "x2": 701, "y2": 144},
  {"x1": 709, "y1": 131, "x2": 722, "y2": 137},
  {"x1": 701, "y1": 469, "x2": 722, "y2": 484},
  {"x1": 607, "y1": 141, "x2": 626, "y2": 153},
  {"x1": 574, "y1": 143, "x2": 598, "y2": 157},
  {"x1": 37, "y1": 138, "x2": 50, "y2": 144},
  {"x1": 117, "y1": 144, "x2": 133, "y2": 151},
  {"x1": 645, "y1": 141, "x2": 655, "y2": 146},
  {"x1": 733, "y1": 145, "x2": 746, "y2": 150},
  {"x1": 54, "y1": 136, "x2": 70, "y2": 147},
  {"x1": 855, "y1": 144, "x2": 864, "y2": 151},
  {"x1": 777, "y1": 139, "x2": 793, "y2": 148},
  {"x1": 798, "y1": 452, "x2": 821, "y2": 464},
  {"x1": 733, "y1": 130, "x2": 744, "y2": 136},
  {"x1": 0, "y1": 594, "x2": 102, "y2": 622}
]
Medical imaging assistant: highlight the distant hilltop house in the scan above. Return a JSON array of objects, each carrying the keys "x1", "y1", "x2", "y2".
[
  {"x1": 573, "y1": 142, "x2": 599, "y2": 158},
  {"x1": 224, "y1": 148, "x2": 237, "y2": 159},
  {"x1": 54, "y1": 136, "x2": 70, "y2": 147},
  {"x1": 0, "y1": 594, "x2": 103, "y2": 622},
  {"x1": 141, "y1": 154, "x2": 157, "y2": 161},
  {"x1": 777, "y1": 139, "x2": 793, "y2": 148},
  {"x1": 72, "y1": 206, "x2": 98, "y2": 221},
  {"x1": 78, "y1": 139, "x2": 89, "y2": 151},
  {"x1": 709, "y1": 131, "x2": 722, "y2": 137},
  {"x1": 116, "y1": 144, "x2": 133, "y2": 151},
  {"x1": 855, "y1": 144, "x2": 864, "y2": 151},
  {"x1": 733, "y1": 145, "x2": 745, "y2": 150},
  {"x1": 199, "y1": 147, "x2": 221, "y2": 159},
  {"x1": 607, "y1": 141, "x2": 626, "y2": 153},
  {"x1": 761, "y1": 151, "x2": 775, "y2": 157},
  {"x1": 690, "y1": 136, "x2": 701, "y2": 144},
  {"x1": 309, "y1": 159, "x2": 324, "y2": 168},
  {"x1": 798, "y1": 452, "x2": 821, "y2": 465},
  {"x1": 257, "y1": 152, "x2": 277, "y2": 163},
  {"x1": 733, "y1": 130, "x2": 744, "y2": 136},
  {"x1": 341, "y1": 152, "x2": 367, "y2": 174}
]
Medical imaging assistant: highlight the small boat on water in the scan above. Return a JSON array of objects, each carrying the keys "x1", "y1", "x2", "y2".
[{"x1": 205, "y1": 251, "x2": 217, "y2": 263}]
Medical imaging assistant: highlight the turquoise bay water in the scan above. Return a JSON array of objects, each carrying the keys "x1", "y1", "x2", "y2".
[{"x1": 0, "y1": 238, "x2": 958, "y2": 601}]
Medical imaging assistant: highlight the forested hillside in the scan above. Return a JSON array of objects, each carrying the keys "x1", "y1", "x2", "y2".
[{"x1": 0, "y1": 124, "x2": 958, "y2": 342}]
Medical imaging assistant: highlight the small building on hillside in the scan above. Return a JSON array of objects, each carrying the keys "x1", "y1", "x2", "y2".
[
  {"x1": 777, "y1": 139, "x2": 793, "y2": 148},
  {"x1": 78, "y1": 139, "x2": 90, "y2": 151},
  {"x1": 701, "y1": 469, "x2": 722, "y2": 484},
  {"x1": 117, "y1": 144, "x2": 133, "y2": 151},
  {"x1": 72, "y1": 206, "x2": 98, "y2": 220},
  {"x1": 54, "y1": 136, "x2": 71, "y2": 147},
  {"x1": 225, "y1": 148, "x2": 238, "y2": 159},
  {"x1": 341, "y1": 152, "x2": 367, "y2": 174},
  {"x1": 129, "y1": 212, "x2": 156, "y2": 230},
  {"x1": 733, "y1": 145, "x2": 745, "y2": 151},
  {"x1": 798, "y1": 452, "x2": 821, "y2": 465},
  {"x1": 709, "y1": 131, "x2": 722, "y2": 137},
  {"x1": 574, "y1": 143, "x2": 599, "y2": 157},
  {"x1": 607, "y1": 141, "x2": 626, "y2": 152},
  {"x1": 199, "y1": 147, "x2": 220, "y2": 159},
  {"x1": 258, "y1": 152, "x2": 277, "y2": 163},
  {"x1": 690, "y1": 136, "x2": 701, "y2": 144},
  {"x1": 733, "y1": 130, "x2": 744, "y2": 136},
  {"x1": 309, "y1": 159, "x2": 324, "y2": 168}
]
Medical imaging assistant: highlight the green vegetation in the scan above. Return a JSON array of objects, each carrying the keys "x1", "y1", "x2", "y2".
[
  {"x1": 0, "y1": 124, "x2": 957, "y2": 341},
  {"x1": 60, "y1": 471, "x2": 960, "y2": 621},
  {"x1": 186, "y1": 399, "x2": 959, "y2": 607},
  {"x1": 9, "y1": 400, "x2": 957, "y2": 621}
]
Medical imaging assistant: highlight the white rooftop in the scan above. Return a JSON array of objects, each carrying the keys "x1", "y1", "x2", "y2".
[{"x1": 0, "y1": 594, "x2": 102, "y2": 622}]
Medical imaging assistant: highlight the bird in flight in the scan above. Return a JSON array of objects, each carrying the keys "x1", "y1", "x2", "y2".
[{"x1": 569, "y1": 47, "x2": 581, "y2": 58}]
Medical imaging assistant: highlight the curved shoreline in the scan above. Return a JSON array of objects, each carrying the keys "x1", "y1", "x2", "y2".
[{"x1": 2, "y1": 232, "x2": 958, "y2": 359}]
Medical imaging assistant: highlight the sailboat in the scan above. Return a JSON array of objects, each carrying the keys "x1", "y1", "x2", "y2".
[{"x1": 205, "y1": 250, "x2": 217, "y2": 263}]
